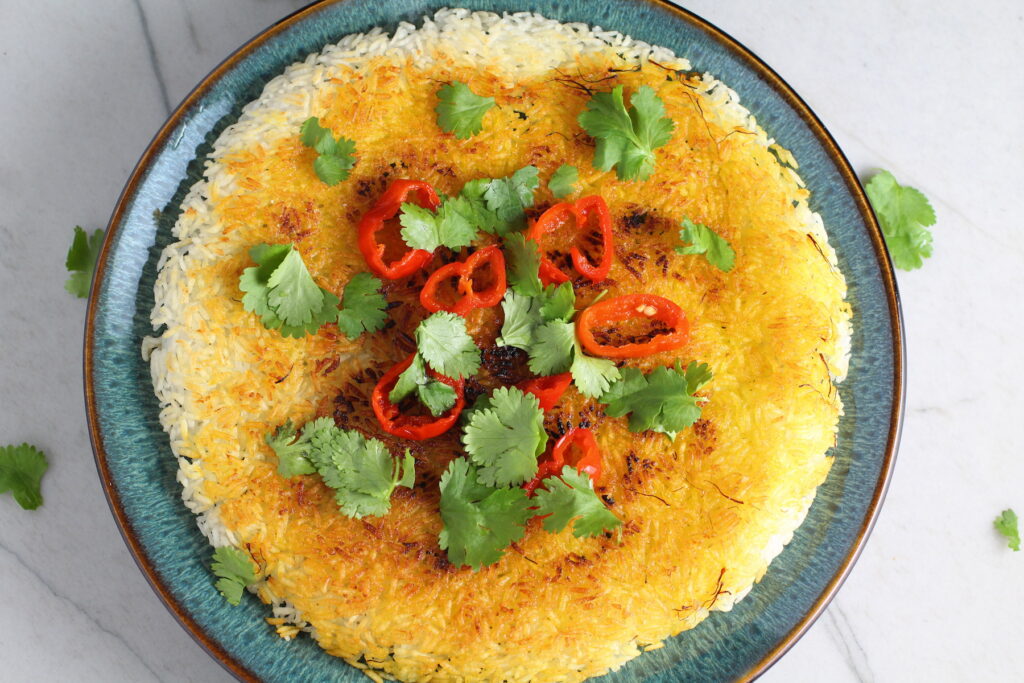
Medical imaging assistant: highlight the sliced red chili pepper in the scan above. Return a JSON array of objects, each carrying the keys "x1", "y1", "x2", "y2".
[
  {"x1": 419, "y1": 245, "x2": 507, "y2": 315},
  {"x1": 371, "y1": 353, "x2": 465, "y2": 440},
  {"x1": 524, "y1": 427, "x2": 602, "y2": 496},
  {"x1": 358, "y1": 179, "x2": 439, "y2": 280},
  {"x1": 576, "y1": 293, "x2": 690, "y2": 358},
  {"x1": 516, "y1": 373, "x2": 572, "y2": 411},
  {"x1": 527, "y1": 195, "x2": 614, "y2": 286}
]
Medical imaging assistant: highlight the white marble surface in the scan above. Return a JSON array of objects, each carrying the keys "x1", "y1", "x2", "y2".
[{"x1": 1, "y1": 1, "x2": 1021, "y2": 681}]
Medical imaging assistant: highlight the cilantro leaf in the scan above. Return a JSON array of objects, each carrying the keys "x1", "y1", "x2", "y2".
[
  {"x1": 995, "y1": 509, "x2": 1021, "y2": 552},
  {"x1": 496, "y1": 289, "x2": 544, "y2": 349},
  {"x1": 211, "y1": 546, "x2": 257, "y2": 606},
  {"x1": 483, "y1": 165, "x2": 540, "y2": 233},
  {"x1": 239, "y1": 243, "x2": 340, "y2": 338},
  {"x1": 528, "y1": 320, "x2": 574, "y2": 375},
  {"x1": 0, "y1": 444, "x2": 48, "y2": 510},
  {"x1": 438, "y1": 458, "x2": 533, "y2": 570},
  {"x1": 65, "y1": 226, "x2": 104, "y2": 298},
  {"x1": 534, "y1": 466, "x2": 621, "y2": 538},
  {"x1": 398, "y1": 198, "x2": 478, "y2": 252},
  {"x1": 570, "y1": 339, "x2": 621, "y2": 399},
  {"x1": 548, "y1": 164, "x2": 579, "y2": 199},
  {"x1": 389, "y1": 353, "x2": 457, "y2": 417},
  {"x1": 435, "y1": 81, "x2": 495, "y2": 140},
  {"x1": 457, "y1": 179, "x2": 503, "y2": 234},
  {"x1": 601, "y1": 361, "x2": 712, "y2": 439},
  {"x1": 336, "y1": 272, "x2": 387, "y2": 339},
  {"x1": 300, "y1": 117, "x2": 356, "y2": 185},
  {"x1": 416, "y1": 312, "x2": 481, "y2": 378},
  {"x1": 864, "y1": 170, "x2": 937, "y2": 270},
  {"x1": 578, "y1": 85, "x2": 674, "y2": 182},
  {"x1": 461, "y1": 387, "x2": 546, "y2": 487},
  {"x1": 305, "y1": 422, "x2": 415, "y2": 518},
  {"x1": 503, "y1": 232, "x2": 543, "y2": 296},
  {"x1": 539, "y1": 282, "x2": 575, "y2": 323},
  {"x1": 676, "y1": 218, "x2": 735, "y2": 272},
  {"x1": 265, "y1": 419, "x2": 317, "y2": 477}
]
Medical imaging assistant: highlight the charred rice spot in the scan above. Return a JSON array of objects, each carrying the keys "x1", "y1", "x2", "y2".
[
  {"x1": 626, "y1": 451, "x2": 639, "y2": 474},
  {"x1": 601, "y1": 494, "x2": 616, "y2": 507},
  {"x1": 314, "y1": 357, "x2": 340, "y2": 376},
  {"x1": 479, "y1": 345, "x2": 531, "y2": 386},
  {"x1": 513, "y1": 109, "x2": 528, "y2": 120},
  {"x1": 276, "y1": 204, "x2": 315, "y2": 241},
  {"x1": 655, "y1": 253, "x2": 670, "y2": 275},
  {"x1": 620, "y1": 208, "x2": 649, "y2": 232}
]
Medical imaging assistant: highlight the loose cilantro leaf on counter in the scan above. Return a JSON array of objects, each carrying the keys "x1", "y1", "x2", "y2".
[
  {"x1": 0, "y1": 444, "x2": 48, "y2": 510},
  {"x1": 570, "y1": 338, "x2": 621, "y2": 399},
  {"x1": 864, "y1": 170, "x2": 936, "y2": 270},
  {"x1": 438, "y1": 458, "x2": 533, "y2": 570},
  {"x1": 548, "y1": 164, "x2": 579, "y2": 198},
  {"x1": 416, "y1": 312, "x2": 481, "y2": 378},
  {"x1": 211, "y1": 546, "x2": 258, "y2": 606},
  {"x1": 435, "y1": 81, "x2": 495, "y2": 139},
  {"x1": 534, "y1": 466, "x2": 621, "y2": 538},
  {"x1": 601, "y1": 361, "x2": 712, "y2": 440},
  {"x1": 399, "y1": 197, "x2": 478, "y2": 253},
  {"x1": 461, "y1": 387, "x2": 546, "y2": 487},
  {"x1": 502, "y1": 232, "x2": 543, "y2": 296},
  {"x1": 239, "y1": 243, "x2": 340, "y2": 338},
  {"x1": 483, "y1": 165, "x2": 540, "y2": 233},
  {"x1": 265, "y1": 419, "x2": 317, "y2": 477},
  {"x1": 300, "y1": 117, "x2": 357, "y2": 185},
  {"x1": 676, "y1": 218, "x2": 735, "y2": 272},
  {"x1": 336, "y1": 272, "x2": 387, "y2": 339},
  {"x1": 389, "y1": 353, "x2": 458, "y2": 417},
  {"x1": 995, "y1": 509, "x2": 1021, "y2": 552},
  {"x1": 578, "y1": 85, "x2": 674, "y2": 182},
  {"x1": 65, "y1": 226, "x2": 104, "y2": 298}
]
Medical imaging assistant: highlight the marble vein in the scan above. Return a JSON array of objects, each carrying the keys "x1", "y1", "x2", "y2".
[
  {"x1": 0, "y1": 541, "x2": 166, "y2": 683},
  {"x1": 824, "y1": 605, "x2": 874, "y2": 683},
  {"x1": 132, "y1": 0, "x2": 172, "y2": 115}
]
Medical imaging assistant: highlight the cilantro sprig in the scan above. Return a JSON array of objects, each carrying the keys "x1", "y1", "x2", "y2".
[
  {"x1": 578, "y1": 85, "x2": 674, "y2": 182},
  {"x1": 266, "y1": 417, "x2": 415, "y2": 518},
  {"x1": 300, "y1": 117, "x2": 357, "y2": 185},
  {"x1": 534, "y1": 466, "x2": 621, "y2": 537},
  {"x1": 864, "y1": 170, "x2": 936, "y2": 270},
  {"x1": 239, "y1": 243, "x2": 340, "y2": 338},
  {"x1": 548, "y1": 164, "x2": 579, "y2": 199},
  {"x1": 399, "y1": 199, "x2": 478, "y2": 252},
  {"x1": 482, "y1": 166, "x2": 540, "y2": 233},
  {"x1": 211, "y1": 546, "x2": 258, "y2": 606},
  {"x1": 439, "y1": 458, "x2": 533, "y2": 570},
  {"x1": 461, "y1": 386, "x2": 547, "y2": 487},
  {"x1": 416, "y1": 312, "x2": 481, "y2": 379},
  {"x1": 65, "y1": 226, "x2": 104, "y2": 298},
  {"x1": 435, "y1": 81, "x2": 496, "y2": 140},
  {"x1": 502, "y1": 232, "x2": 543, "y2": 297},
  {"x1": 496, "y1": 284, "x2": 620, "y2": 398},
  {"x1": 601, "y1": 361, "x2": 713, "y2": 440},
  {"x1": 676, "y1": 218, "x2": 735, "y2": 272},
  {"x1": 390, "y1": 353, "x2": 458, "y2": 417},
  {"x1": 0, "y1": 444, "x2": 48, "y2": 510},
  {"x1": 994, "y1": 509, "x2": 1021, "y2": 552},
  {"x1": 336, "y1": 272, "x2": 387, "y2": 339}
]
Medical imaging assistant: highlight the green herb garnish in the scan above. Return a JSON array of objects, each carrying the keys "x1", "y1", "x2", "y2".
[
  {"x1": 548, "y1": 164, "x2": 579, "y2": 198},
  {"x1": 416, "y1": 312, "x2": 481, "y2": 379},
  {"x1": 864, "y1": 170, "x2": 936, "y2": 271},
  {"x1": 995, "y1": 509, "x2": 1021, "y2": 552},
  {"x1": 534, "y1": 466, "x2": 621, "y2": 538},
  {"x1": 578, "y1": 85, "x2": 674, "y2": 182},
  {"x1": 601, "y1": 361, "x2": 713, "y2": 440},
  {"x1": 211, "y1": 546, "x2": 258, "y2": 606},
  {"x1": 676, "y1": 218, "x2": 735, "y2": 272},
  {"x1": 390, "y1": 353, "x2": 458, "y2": 417},
  {"x1": 239, "y1": 243, "x2": 339, "y2": 338},
  {"x1": 335, "y1": 272, "x2": 388, "y2": 339},
  {"x1": 0, "y1": 444, "x2": 48, "y2": 510},
  {"x1": 65, "y1": 226, "x2": 103, "y2": 298},
  {"x1": 300, "y1": 117, "x2": 357, "y2": 185},
  {"x1": 461, "y1": 386, "x2": 547, "y2": 487},
  {"x1": 435, "y1": 81, "x2": 496, "y2": 140}
]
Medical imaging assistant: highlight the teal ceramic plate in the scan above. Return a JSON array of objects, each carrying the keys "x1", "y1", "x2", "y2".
[{"x1": 85, "y1": 1, "x2": 904, "y2": 681}]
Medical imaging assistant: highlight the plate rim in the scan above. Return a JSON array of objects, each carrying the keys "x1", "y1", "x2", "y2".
[{"x1": 83, "y1": 1, "x2": 905, "y2": 680}]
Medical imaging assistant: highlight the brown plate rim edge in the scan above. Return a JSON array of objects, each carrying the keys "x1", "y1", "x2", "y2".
[{"x1": 82, "y1": 1, "x2": 905, "y2": 681}]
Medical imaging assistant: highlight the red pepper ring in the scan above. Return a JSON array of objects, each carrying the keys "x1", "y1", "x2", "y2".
[
  {"x1": 371, "y1": 353, "x2": 465, "y2": 440},
  {"x1": 516, "y1": 372, "x2": 572, "y2": 411},
  {"x1": 419, "y1": 245, "x2": 507, "y2": 315},
  {"x1": 576, "y1": 293, "x2": 690, "y2": 359},
  {"x1": 358, "y1": 179, "x2": 439, "y2": 280},
  {"x1": 524, "y1": 427, "x2": 603, "y2": 496},
  {"x1": 526, "y1": 195, "x2": 614, "y2": 286}
]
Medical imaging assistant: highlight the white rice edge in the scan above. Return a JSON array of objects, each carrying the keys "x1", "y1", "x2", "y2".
[{"x1": 144, "y1": 5, "x2": 852, "y2": 651}]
